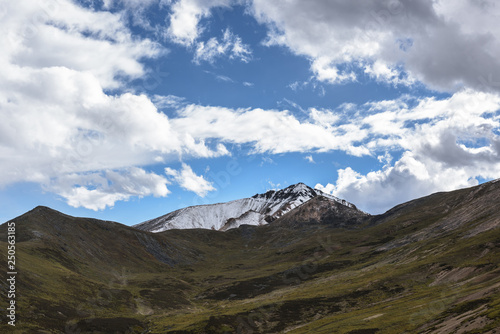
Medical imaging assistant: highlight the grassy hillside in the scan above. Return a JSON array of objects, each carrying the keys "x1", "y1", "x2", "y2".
[{"x1": 1, "y1": 182, "x2": 500, "y2": 333}]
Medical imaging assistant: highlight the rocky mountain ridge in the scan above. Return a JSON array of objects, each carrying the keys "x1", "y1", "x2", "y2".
[{"x1": 134, "y1": 182, "x2": 360, "y2": 232}]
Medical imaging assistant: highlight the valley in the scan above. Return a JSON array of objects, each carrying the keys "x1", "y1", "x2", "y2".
[{"x1": 1, "y1": 182, "x2": 499, "y2": 333}]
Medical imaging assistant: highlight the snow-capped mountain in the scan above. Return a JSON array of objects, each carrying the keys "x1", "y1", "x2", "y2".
[{"x1": 134, "y1": 183, "x2": 357, "y2": 232}]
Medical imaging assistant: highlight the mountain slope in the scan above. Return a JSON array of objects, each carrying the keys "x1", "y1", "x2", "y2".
[
  {"x1": 1, "y1": 181, "x2": 500, "y2": 333},
  {"x1": 370, "y1": 179, "x2": 500, "y2": 250},
  {"x1": 135, "y1": 183, "x2": 359, "y2": 232},
  {"x1": 0, "y1": 206, "x2": 211, "y2": 332},
  {"x1": 272, "y1": 195, "x2": 370, "y2": 229}
]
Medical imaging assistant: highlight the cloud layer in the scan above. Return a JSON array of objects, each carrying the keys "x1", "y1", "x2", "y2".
[
  {"x1": 251, "y1": 0, "x2": 500, "y2": 92},
  {"x1": 1, "y1": 0, "x2": 500, "y2": 213},
  {"x1": 0, "y1": 0, "x2": 223, "y2": 209},
  {"x1": 316, "y1": 90, "x2": 500, "y2": 213}
]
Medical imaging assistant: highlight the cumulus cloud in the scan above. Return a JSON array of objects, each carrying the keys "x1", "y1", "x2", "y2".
[
  {"x1": 316, "y1": 89, "x2": 500, "y2": 213},
  {"x1": 167, "y1": 0, "x2": 232, "y2": 46},
  {"x1": 47, "y1": 168, "x2": 170, "y2": 211},
  {"x1": 2, "y1": 0, "x2": 500, "y2": 213},
  {"x1": 3, "y1": 0, "x2": 163, "y2": 90},
  {"x1": 165, "y1": 163, "x2": 215, "y2": 197},
  {"x1": 0, "y1": 0, "x2": 229, "y2": 210},
  {"x1": 163, "y1": 89, "x2": 499, "y2": 213},
  {"x1": 316, "y1": 154, "x2": 478, "y2": 214},
  {"x1": 250, "y1": 0, "x2": 500, "y2": 92},
  {"x1": 1, "y1": 1, "x2": 161, "y2": 162}
]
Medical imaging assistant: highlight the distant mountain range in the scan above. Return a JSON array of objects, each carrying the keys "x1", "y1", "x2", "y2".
[
  {"x1": 1, "y1": 180, "x2": 500, "y2": 333},
  {"x1": 135, "y1": 183, "x2": 360, "y2": 232}
]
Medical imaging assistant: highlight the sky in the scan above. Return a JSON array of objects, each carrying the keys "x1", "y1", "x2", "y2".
[{"x1": 1, "y1": 0, "x2": 500, "y2": 225}]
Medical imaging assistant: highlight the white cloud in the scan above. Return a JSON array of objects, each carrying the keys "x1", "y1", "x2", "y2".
[
  {"x1": 2, "y1": 0, "x2": 500, "y2": 213},
  {"x1": 267, "y1": 181, "x2": 281, "y2": 190},
  {"x1": 260, "y1": 156, "x2": 275, "y2": 166},
  {"x1": 0, "y1": 0, "x2": 229, "y2": 210},
  {"x1": 194, "y1": 28, "x2": 252, "y2": 64},
  {"x1": 152, "y1": 94, "x2": 186, "y2": 110},
  {"x1": 3, "y1": 0, "x2": 163, "y2": 90},
  {"x1": 316, "y1": 152, "x2": 480, "y2": 214},
  {"x1": 103, "y1": 0, "x2": 158, "y2": 9},
  {"x1": 102, "y1": 0, "x2": 160, "y2": 30},
  {"x1": 288, "y1": 79, "x2": 326, "y2": 96},
  {"x1": 216, "y1": 74, "x2": 235, "y2": 83},
  {"x1": 309, "y1": 108, "x2": 340, "y2": 128},
  {"x1": 310, "y1": 57, "x2": 356, "y2": 85},
  {"x1": 364, "y1": 60, "x2": 415, "y2": 86},
  {"x1": 165, "y1": 163, "x2": 215, "y2": 197},
  {"x1": 289, "y1": 81, "x2": 300, "y2": 91},
  {"x1": 316, "y1": 89, "x2": 500, "y2": 213},
  {"x1": 167, "y1": 0, "x2": 232, "y2": 46},
  {"x1": 305, "y1": 155, "x2": 315, "y2": 164},
  {"x1": 166, "y1": 1, "x2": 252, "y2": 64},
  {"x1": 47, "y1": 168, "x2": 170, "y2": 211},
  {"x1": 250, "y1": 0, "x2": 500, "y2": 93},
  {"x1": 171, "y1": 104, "x2": 369, "y2": 156}
]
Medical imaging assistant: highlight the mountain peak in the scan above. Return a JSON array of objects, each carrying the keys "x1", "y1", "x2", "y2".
[
  {"x1": 136, "y1": 182, "x2": 359, "y2": 232},
  {"x1": 285, "y1": 182, "x2": 312, "y2": 192},
  {"x1": 32, "y1": 205, "x2": 59, "y2": 213},
  {"x1": 22, "y1": 205, "x2": 66, "y2": 218},
  {"x1": 252, "y1": 182, "x2": 315, "y2": 199}
]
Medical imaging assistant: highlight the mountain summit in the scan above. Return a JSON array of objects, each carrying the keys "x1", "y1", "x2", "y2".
[{"x1": 134, "y1": 183, "x2": 358, "y2": 232}]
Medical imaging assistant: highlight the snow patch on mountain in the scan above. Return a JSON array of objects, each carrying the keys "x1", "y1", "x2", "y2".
[{"x1": 135, "y1": 183, "x2": 357, "y2": 232}]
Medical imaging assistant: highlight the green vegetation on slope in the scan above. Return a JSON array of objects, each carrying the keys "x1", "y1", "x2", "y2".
[{"x1": 0, "y1": 181, "x2": 500, "y2": 333}]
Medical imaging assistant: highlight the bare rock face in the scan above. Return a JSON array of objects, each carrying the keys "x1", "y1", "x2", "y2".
[{"x1": 272, "y1": 196, "x2": 369, "y2": 229}]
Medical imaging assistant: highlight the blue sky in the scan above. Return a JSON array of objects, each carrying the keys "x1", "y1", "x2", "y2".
[{"x1": 1, "y1": 0, "x2": 500, "y2": 225}]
